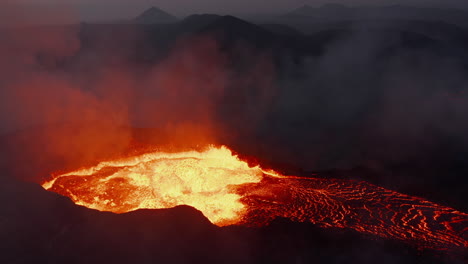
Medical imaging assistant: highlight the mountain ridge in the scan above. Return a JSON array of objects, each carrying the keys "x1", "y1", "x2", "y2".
[{"x1": 134, "y1": 6, "x2": 178, "y2": 24}]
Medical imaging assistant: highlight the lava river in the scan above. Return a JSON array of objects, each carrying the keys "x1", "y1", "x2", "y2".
[{"x1": 42, "y1": 146, "x2": 467, "y2": 252}]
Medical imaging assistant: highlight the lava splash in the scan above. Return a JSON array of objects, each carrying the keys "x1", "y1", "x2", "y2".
[{"x1": 42, "y1": 146, "x2": 467, "y2": 252}]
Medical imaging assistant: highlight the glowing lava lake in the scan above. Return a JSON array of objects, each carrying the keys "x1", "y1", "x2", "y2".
[{"x1": 42, "y1": 145, "x2": 468, "y2": 252}]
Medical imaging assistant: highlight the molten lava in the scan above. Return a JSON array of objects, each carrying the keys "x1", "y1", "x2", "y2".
[
  {"x1": 42, "y1": 146, "x2": 265, "y2": 226},
  {"x1": 42, "y1": 145, "x2": 468, "y2": 252}
]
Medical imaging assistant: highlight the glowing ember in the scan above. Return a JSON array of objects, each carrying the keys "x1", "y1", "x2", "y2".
[
  {"x1": 42, "y1": 146, "x2": 264, "y2": 226},
  {"x1": 42, "y1": 145, "x2": 468, "y2": 252}
]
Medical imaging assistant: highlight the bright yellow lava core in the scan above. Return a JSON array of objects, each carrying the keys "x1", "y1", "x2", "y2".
[{"x1": 42, "y1": 146, "x2": 265, "y2": 226}]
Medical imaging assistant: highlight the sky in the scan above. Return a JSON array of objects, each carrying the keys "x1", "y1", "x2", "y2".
[{"x1": 6, "y1": 0, "x2": 468, "y2": 21}]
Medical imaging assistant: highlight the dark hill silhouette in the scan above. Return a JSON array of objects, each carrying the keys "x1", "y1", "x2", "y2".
[
  {"x1": 133, "y1": 6, "x2": 178, "y2": 24},
  {"x1": 198, "y1": 15, "x2": 277, "y2": 48},
  {"x1": 281, "y1": 4, "x2": 468, "y2": 28},
  {"x1": 75, "y1": 16, "x2": 468, "y2": 67},
  {"x1": 198, "y1": 15, "x2": 274, "y2": 39},
  {"x1": 259, "y1": 24, "x2": 303, "y2": 36},
  {"x1": 172, "y1": 15, "x2": 277, "y2": 49},
  {"x1": 178, "y1": 14, "x2": 222, "y2": 32}
]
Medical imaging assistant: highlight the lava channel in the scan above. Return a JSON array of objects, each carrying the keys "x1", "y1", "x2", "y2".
[{"x1": 42, "y1": 145, "x2": 468, "y2": 252}]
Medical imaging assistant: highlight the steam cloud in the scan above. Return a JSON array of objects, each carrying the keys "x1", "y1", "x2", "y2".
[
  {"x1": 0, "y1": 2, "x2": 275, "y2": 178},
  {"x1": 262, "y1": 29, "x2": 468, "y2": 171},
  {"x1": 1, "y1": 2, "x2": 468, "y2": 195}
]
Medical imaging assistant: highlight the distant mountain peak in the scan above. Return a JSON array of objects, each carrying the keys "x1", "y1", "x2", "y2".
[
  {"x1": 140, "y1": 7, "x2": 171, "y2": 16},
  {"x1": 134, "y1": 6, "x2": 178, "y2": 24}
]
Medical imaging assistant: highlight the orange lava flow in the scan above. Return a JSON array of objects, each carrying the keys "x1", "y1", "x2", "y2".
[
  {"x1": 42, "y1": 146, "x2": 266, "y2": 226},
  {"x1": 42, "y1": 145, "x2": 468, "y2": 252}
]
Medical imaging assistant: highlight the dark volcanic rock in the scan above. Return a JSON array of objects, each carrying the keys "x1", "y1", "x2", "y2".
[{"x1": 0, "y1": 178, "x2": 455, "y2": 264}]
